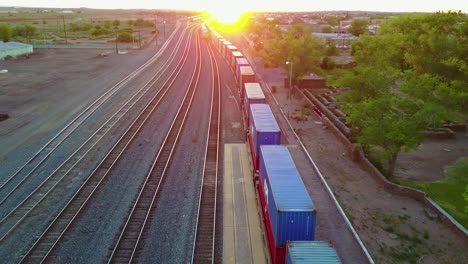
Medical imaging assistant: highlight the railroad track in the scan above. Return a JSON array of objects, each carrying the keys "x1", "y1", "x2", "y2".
[
  {"x1": 13, "y1": 26, "x2": 200, "y2": 263},
  {"x1": 0, "y1": 24, "x2": 197, "y2": 245},
  {"x1": 191, "y1": 40, "x2": 221, "y2": 263},
  {"x1": 107, "y1": 32, "x2": 202, "y2": 264},
  {"x1": 0, "y1": 22, "x2": 182, "y2": 205}
]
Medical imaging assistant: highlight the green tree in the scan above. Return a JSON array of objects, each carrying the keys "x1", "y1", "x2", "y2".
[
  {"x1": 326, "y1": 44, "x2": 338, "y2": 56},
  {"x1": 464, "y1": 185, "x2": 468, "y2": 213},
  {"x1": 117, "y1": 32, "x2": 134, "y2": 42},
  {"x1": 14, "y1": 23, "x2": 37, "y2": 41},
  {"x1": 334, "y1": 66, "x2": 433, "y2": 176},
  {"x1": 321, "y1": 26, "x2": 332, "y2": 33},
  {"x1": 348, "y1": 19, "x2": 369, "y2": 36},
  {"x1": 345, "y1": 93, "x2": 425, "y2": 176},
  {"x1": 262, "y1": 25, "x2": 325, "y2": 80},
  {"x1": 112, "y1": 19, "x2": 120, "y2": 27},
  {"x1": 324, "y1": 16, "x2": 340, "y2": 27},
  {"x1": 353, "y1": 11, "x2": 467, "y2": 81},
  {"x1": 0, "y1": 24, "x2": 13, "y2": 42}
]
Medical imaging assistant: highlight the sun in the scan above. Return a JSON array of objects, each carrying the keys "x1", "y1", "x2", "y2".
[{"x1": 207, "y1": 4, "x2": 246, "y2": 25}]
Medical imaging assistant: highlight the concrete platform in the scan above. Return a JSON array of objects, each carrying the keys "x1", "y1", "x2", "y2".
[{"x1": 223, "y1": 143, "x2": 268, "y2": 264}]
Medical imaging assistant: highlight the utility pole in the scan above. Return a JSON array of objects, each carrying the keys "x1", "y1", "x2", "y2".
[
  {"x1": 286, "y1": 60, "x2": 293, "y2": 99},
  {"x1": 62, "y1": 15, "x2": 68, "y2": 44},
  {"x1": 138, "y1": 30, "x2": 141, "y2": 49},
  {"x1": 115, "y1": 32, "x2": 118, "y2": 54}
]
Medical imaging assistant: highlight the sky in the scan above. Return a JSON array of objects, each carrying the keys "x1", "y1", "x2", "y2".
[{"x1": 1, "y1": 0, "x2": 467, "y2": 13}]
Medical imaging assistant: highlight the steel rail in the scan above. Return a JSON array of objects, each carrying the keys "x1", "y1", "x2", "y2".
[
  {"x1": 191, "y1": 39, "x2": 221, "y2": 264},
  {"x1": 18, "y1": 25, "x2": 200, "y2": 264},
  {"x1": 107, "y1": 33, "x2": 202, "y2": 264},
  {"x1": 0, "y1": 22, "x2": 182, "y2": 202},
  {"x1": 0, "y1": 25, "x2": 197, "y2": 242}
]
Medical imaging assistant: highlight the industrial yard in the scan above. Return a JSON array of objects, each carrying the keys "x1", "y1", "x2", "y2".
[{"x1": 0, "y1": 5, "x2": 467, "y2": 264}]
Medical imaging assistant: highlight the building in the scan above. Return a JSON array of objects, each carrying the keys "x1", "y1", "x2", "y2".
[
  {"x1": 312, "y1": 33, "x2": 358, "y2": 48},
  {"x1": 0, "y1": 42, "x2": 33, "y2": 60}
]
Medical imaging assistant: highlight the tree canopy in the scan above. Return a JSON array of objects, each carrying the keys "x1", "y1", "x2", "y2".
[
  {"x1": 0, "y1": 24, "x2": 13, "y2": 42},
  {"x1": 348, "y1": 19, "x2": 369, "y2": 36},
  {"x1": 334, "y1": 11, "x2": 467, "y2": 177},
  {"x1": 261, "y1": 25, "x2": 325, "y2": 80}
]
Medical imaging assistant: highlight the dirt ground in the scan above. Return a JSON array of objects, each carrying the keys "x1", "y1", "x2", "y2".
[{"x1": 395, "y1": 132, "x2": 468, "y2": 181}]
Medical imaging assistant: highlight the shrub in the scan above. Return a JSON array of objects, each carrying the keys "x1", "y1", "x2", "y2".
[
  {"x1": 0, "y1": 24, "x2": 13, "y2": 42},
  {"x1": 117, "y1": 32, "x2": 134, "y2": 43}
]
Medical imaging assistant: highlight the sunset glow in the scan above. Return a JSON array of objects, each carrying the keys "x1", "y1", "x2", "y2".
[{"x1": 1, "y1": 0, "x2": 466, "y2": 13}]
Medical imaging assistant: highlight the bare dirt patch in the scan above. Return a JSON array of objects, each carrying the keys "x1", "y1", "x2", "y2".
[{"x1": 394, "y1": 132, "x2": 468, "y2": 181}]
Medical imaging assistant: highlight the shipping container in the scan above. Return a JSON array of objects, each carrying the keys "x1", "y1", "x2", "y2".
[
  {"x1": 231, "y1": 51, "x2": 244, "y2": 68},
  {"x1": 235, "y1": 58, "x2": 250, "y2": 79},
  {"x1": 222, "y1": 40, "x2": 232, "y2": 57},
  {"x1": 218, "y1": 38, "x2": 226, "y2": 52},
  {"x1": 243, "y1": 83, "x2": 265, "y2": 125},
  {"x1": 239, "y1": 66, "x2": 256, "y2": 98},
  {"x1": 248, "y1": 104, "x2": 280, "y2": 170},
  {"x1": 259, "y1": 145, "x2": 316, "y2": 264},
  {"x1": 225, "y1": 45, "x2": 238, "y2": 61},
  {"x1": 286, "y1": 241, "x2": 341, "y2": 264}
]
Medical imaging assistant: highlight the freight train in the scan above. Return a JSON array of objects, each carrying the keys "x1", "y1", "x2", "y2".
[{"x1": 204, "y1": 23, "x2": 342, "y2": 264}]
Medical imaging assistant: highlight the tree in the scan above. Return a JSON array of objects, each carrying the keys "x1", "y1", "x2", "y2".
[
  {"x1": 464, "y1": 185, "x2": 468, "y2": 213},
  {"x1": 334, "y1": 65, "x2": 454, "y2": 177},
  {"x1": 117, "y1": 32, "x2": 134, "y2": 42},
  {"x1": 326, "y1": 44, "x2": 338, "y2": 56},
  {"x1": 324, "y1": 16, "x2": 340, "y2": 27},
  {"x1": 0, "y1": 24, "x2": 13, "y2": 42},
  {"x1": 353, "y1": 11, "x2": 467, "y2": 81},
  {"x1": 14, "y1": 23, "x2": 37, "y2": 41},
  {"x1": 345, "y1": 93, "x2": 425, "y2": 176},
  {"x1": 112, "y1": 19, "x2": 120, "y2": 28},
  {"x1": 321, "y1": 26, "x2": 332, "y2": 33},
  {"x1": 261, "y1": 25, "x2": 325, "y2": 80},
  {"x1": 348, "y1": 19, "x2": 369, "y2": 36}
]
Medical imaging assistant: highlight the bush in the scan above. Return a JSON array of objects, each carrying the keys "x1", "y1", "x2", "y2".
[
  {"x1": 117, "y1": 32, "x2": 134, "y2": 43},
  {"x1": 0, "y1": 24, "x2": 13, "y2": 42},
  {"x1": 271, "y1": 85, "x2": 277, "y2": 93}
]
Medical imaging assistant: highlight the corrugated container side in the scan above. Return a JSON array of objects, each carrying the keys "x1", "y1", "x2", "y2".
[
  {"x1": 231, "y1": 51, "x2": 244, "y2": 67},
  {"x1": 286, "y1": 241, "x2": 342, "y2": 264},
  {"x1": 259, "y1": 145, "x2": 316, "y2": 247},
  {"x1": 249, "y1": 104, "x2": 280, "y2": 170},
  {"x1": 236, "y1": 58, "x2": 250, "y2": 79},
  {"x1": 239, "y1": 66, "x2": 256, "y2": 98}
]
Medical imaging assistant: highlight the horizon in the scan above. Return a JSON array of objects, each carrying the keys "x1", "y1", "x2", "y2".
[{"x1": 1, "y1": 0, "x2": 467, "y2": 13}]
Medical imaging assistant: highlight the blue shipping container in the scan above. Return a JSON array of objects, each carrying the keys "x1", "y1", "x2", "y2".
[
  {"x1": 259, "y1": 145, "x2": 316, "y2": 246},
  {"x1": 249, "y1": 104, "x2": 280, "y2": 159},
  {"x1": 236, "y1": 58, "x2": 250, "y2": 78},
  {"x1": 286, "y1": 241, "x2": 341, "y2": 264},
  {"x1": 244, "y1": 82, "x2": 265, "y2": 109}
]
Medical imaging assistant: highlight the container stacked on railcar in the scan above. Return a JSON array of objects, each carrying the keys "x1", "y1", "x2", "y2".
[
  {"x1": 225, "y1": 45, "x2": 238, "y2": 62},
  {"x1": 231, "y1": 51, "x2": 243, "y2": 69},
  {"x1": 286, "y1": 241, "x2": 342, "y2": 264},
  {"x1": 248, "y1": 104, "x2": 281, "y2": 170},
  {"x1": 235, "y1": 57, "x2": 250, "y2": 79},
  {"x1": 243, "y1": 82, "x2": 265, "y2": 126},
  {"x1": 259, "y1": 145, "x2": 317, "y2": 264},
  {"x1": 204, "y1": 25, "x2": 341, "y2": 264},
  {"x1": 239, "y1": 66, "x2": 255, "y2": 98}
]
